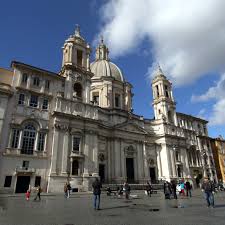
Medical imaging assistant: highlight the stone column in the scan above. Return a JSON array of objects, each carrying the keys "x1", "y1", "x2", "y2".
[
  {"x1": 83, "y1": 133, "x2": 90, "y2": 176},
  {"x1": 143, "y1": 143, "x2": 149, "y2": 180},
  {"x1": 92, "y1": 134, "x2": 98, "y2": 176},
  {"x1": 184, "y1": 148, "x2": 191, "y2": 177},
  {"x1": 107, "y1": 139, "x2": 111, "y2": 182},
  {"x1": 61, "y1": 131, "x2": 69, "y2": 174},
  {"x1": 156, "y1": 145, "x2": 162, "y2": 178},
  {"x1": 114, "y1": 138, "x2": 121, "y2": 182},
  {"x1": 160, "y1": 143, "x2": 171, "y2": 180},
  {"x1": 170, "y1": 147, "x2": 176, "y2": 177},
  {"x1": 65, "y1": 74, "x2": 73, "y2": 100},
  {"x1": 137, "y1": 142, "x2": 143, "y2": 182},
  {"x1": 86, "y1": 53, "x2": 90, "y2": 71},
  {"x1": 50, "y1": 128, "x2": 59, "y2": 174},
  {"x1": 121, "y1": 141, "x2": 126, "y2": 181}
]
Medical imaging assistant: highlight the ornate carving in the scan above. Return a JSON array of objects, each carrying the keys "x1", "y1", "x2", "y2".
[
  {"x1": 124, "y1": 145, "x2": 136, "y2": 157},
  {"x1": 147, "y1": 158, "x2": 155, "y2": 165},
  {"x1": 98, "y1": 153, "x2": 105, "y2": 162},
  {"x1": 54, "y1": 123, "x2": 70, "y2": 131},
  {"x1": 73, "y1": 73, "x2": 82, "y2": 82}
]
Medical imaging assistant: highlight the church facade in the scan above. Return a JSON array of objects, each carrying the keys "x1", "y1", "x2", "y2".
[{"x1": 0, "y1": 27, "x2": 217, "y2": 193}]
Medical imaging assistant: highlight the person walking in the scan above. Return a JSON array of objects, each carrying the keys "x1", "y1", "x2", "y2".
[
  {"x1": 34, "y1": 185, "x2": 42, "y2": 201},
  {"x1": 171, "y1": 180, "x2": 177, "y2": 199},
  {"x1": 164, "y1": 181, "x2": 172, "y2": 199},
  {"x1": 185, "y1": 180, "x2": 192, "y2": 197},
  {"x1": 67, "y1": 182, "x2": 71, "y2": 198},
  {"x1": 202, "y1": 177, "x2": 215, "y2": 208},
  {"x1": 146, "y1": 181, "x2": 152, "y2": 197},
  {"x1": 26, "y1": 189, "x2": 31, "y2": 201},
  {"x1": 64, "y1": 182, "x2": 68, "y2": 198},
  {"x1": 92, "y1": 178, "x2": 102, "y2": 210},
  {"x1": 179, "y1": 181, "x2": 185, "y2": 196},
  {"x1": 123, "y1": 181, "x2": 130, "y2": 200}
]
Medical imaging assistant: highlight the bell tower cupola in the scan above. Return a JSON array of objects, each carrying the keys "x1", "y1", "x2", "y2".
[
  {"x1": 62, "y1": 25, "x2": 91, "y2": 71},
  {"x1": 152, "y1": 65, "x2": 177, "y2": 125}
]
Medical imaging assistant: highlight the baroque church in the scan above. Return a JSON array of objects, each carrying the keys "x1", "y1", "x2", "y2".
[{"x1": 0, "y1": 27, "x2": 217, "y2": 193}]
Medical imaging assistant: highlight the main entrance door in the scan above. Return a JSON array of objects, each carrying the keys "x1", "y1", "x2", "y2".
[
  {"x1": 126, "y1": 158, "x2": 134, "y2": 183},
  {"x1": 149, "y1": 167, "x2": 156, "y2": 183},
  {"x1": 99, "y1": 164, "x2": 105, "y2": 183},
  {"x1": 15, "y1": 176, "x2": 30, "y2": 193}
]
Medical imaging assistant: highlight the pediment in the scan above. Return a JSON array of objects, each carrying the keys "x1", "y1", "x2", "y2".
[{"x1": 114, "y1": 121, "x2": 148, "y2": 134}]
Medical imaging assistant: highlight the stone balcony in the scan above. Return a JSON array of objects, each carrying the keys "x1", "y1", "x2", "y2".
[
  {"x1": 70, "y1": 151, "x2": 85, "y2": 158},
  {"x1": 15, "y1": 166, "x2": 36, "y2": 173},
  {"x1": 189, "y1": 163, "x2": 202, "y2": 168},
  {"x1": 164, "y1": 124, "x2": 185, "y2": 137},
  {"x1": 54, "y1": 97, "x2": 98, "y2": 120}
]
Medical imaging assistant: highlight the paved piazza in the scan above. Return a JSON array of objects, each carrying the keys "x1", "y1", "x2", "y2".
[{"x1": 0, "y1": 190, "x2": 225, "y2": 225}]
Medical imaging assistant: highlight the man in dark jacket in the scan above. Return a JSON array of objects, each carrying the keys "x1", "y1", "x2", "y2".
[
  {"x1": 185, "y1": 180, "x2": 192, "y2": 197},
  {"x1": 171, "y1": 180, "x2": 177, "y2": 199},
  {"x1": 202, "y1": 177, "x2": 215, "y2": 208},
  {"x1": 92, "y1": 178, "x2": 102, "y2": 210},
  {"x1": 164, "y1": 181, "x2": 172, "y2": 199}
]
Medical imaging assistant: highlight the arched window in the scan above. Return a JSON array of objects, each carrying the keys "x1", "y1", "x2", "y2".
[
  {"x1": 73, "y1": 83, "x2": 82, "y2": 98},
  {"x1": 21, "y1": 124, "x2": 36, "y2": 155},
  {"x1": 72, "y1": 160, "x2": 79, "y2": 175}
]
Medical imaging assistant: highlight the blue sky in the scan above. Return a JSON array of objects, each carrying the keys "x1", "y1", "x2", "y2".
[{"x1": 0, "y1": 0, "x2": 224, "y2": 138}]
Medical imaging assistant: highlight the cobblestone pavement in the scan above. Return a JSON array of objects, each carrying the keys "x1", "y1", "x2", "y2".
[{"x1": 0, "y1": 190, "x2": 225, "y2": 225}]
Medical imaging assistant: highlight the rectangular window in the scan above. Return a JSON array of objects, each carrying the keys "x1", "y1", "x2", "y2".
[
  {"x1": 115, "y1": 94, "x2": 120, "y2": 108},
  {"x1": 29, "y1": 95, "x2": 38, "y2": 107},
  {"x1": 34, "y1": 176, "x2": 41, "y2": 187},
  {"x1": 45, "y1": 80, "x2": 50, "y2": 89},
  {"x1": 77, "y1": 50, "x2": 83, "y2": 67},
  {"x1": 33, "y1": 77, "x2": 40, "y2": 86},
  {"x1": 18, "y1": 93, "x2": 25, "y2": 105},
  {"x1": 165, "y1": 85, "x2": 169, "y2": 97},
  {"x1": 156, "y1": 85, "x2": 159, "y2": 97},
  {"x1": 42, "y1": 99, "x2": 48, "y2": 110},
  {"x1": 93, "y1": 93, "x2": 99, "y2": 105},
  {"x1": 11, "y1": 129, "x2": 20, "y2": 148},
  {"x1": 22, "y1": 161, "x2": 29, "y2": 170},
  {"x1": 4, "y1": 176, "x2": 12, "y2": 187},
  {"x1": 22, "y1": 73, "x2": 28, "y2": 84},
  {"x1": 37, "y1": 133, "x2": 46, "y2": 151},
  {"x1": 72, "y1": 160, "x2": 79, "y2": 175},
  {"x1": 73, "y1": 137, "x2": 80, "y2": 152}
]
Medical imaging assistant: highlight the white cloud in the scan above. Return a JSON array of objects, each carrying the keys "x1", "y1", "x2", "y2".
[
  {"x1": 197, "y1": 108, "x2": 207, "y2": 120},
  {"x1": 192, "y1": 74, "x2": 225, "y2": 125},
  {"x1": 209, "y1": 99, "x2": 225, "y2": 125},
  {"x1": 191, "y1": 74, "x2": 225, "y2": 102},
  {"x1": 97, "y1": 0, "x2": 225, "y2": 86}
]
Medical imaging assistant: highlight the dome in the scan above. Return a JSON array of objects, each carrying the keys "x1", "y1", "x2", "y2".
[
  {"x1": 90, "y1": 60, "x2": 124, "y2": 82},
  {"x1": 90, "y1": 37, "x2": 124, "y2": 82}
]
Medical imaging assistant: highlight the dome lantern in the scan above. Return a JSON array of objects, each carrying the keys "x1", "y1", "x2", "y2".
[{"x1": 95, "y1": 36, "x2": 109, "y2": 61}]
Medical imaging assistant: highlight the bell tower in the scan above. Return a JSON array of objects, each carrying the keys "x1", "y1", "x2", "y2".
[
  {"x1": 60, "y1": 25, "x2": 93, "y2": 103},
  {"x1": 62, "y1": 25, "x2": 91, "y2": 70},
  {"x1": 152, "y1": 66, "x2": 177, "y2": 125}
]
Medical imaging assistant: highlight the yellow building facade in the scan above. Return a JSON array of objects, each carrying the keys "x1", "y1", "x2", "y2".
[{"x1": 211, "y1": 137, "x2": 225, "y2": 184}]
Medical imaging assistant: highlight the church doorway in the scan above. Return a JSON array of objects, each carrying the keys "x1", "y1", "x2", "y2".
[
  {"x1": 99, "y1": 164, "x2": 105, "y2": 183},
  {"x1": 15, "y1": 176, "x2": 30, "y2": 193},
  {"x1": 149, "y1": 167, "x2": 156, "y2": 183},
  {"x1": 126, "y1": 158, "x2": 134, "y2": 183}
]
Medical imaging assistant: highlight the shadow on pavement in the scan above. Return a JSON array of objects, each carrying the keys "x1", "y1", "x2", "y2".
[
  {"x1": 214, "y1": 204, "x2": 225, "y2": 208},
  {"x1": 100, "y1": 205, "x2": 129, "y2": 210}
]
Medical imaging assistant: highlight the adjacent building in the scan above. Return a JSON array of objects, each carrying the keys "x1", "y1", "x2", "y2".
[
  {"x1": 0, "y1": 26, "x2": 217, "y2": 193},
  {"x1": 211, "y1": 136, "x2": 225, "y2": 185}
]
